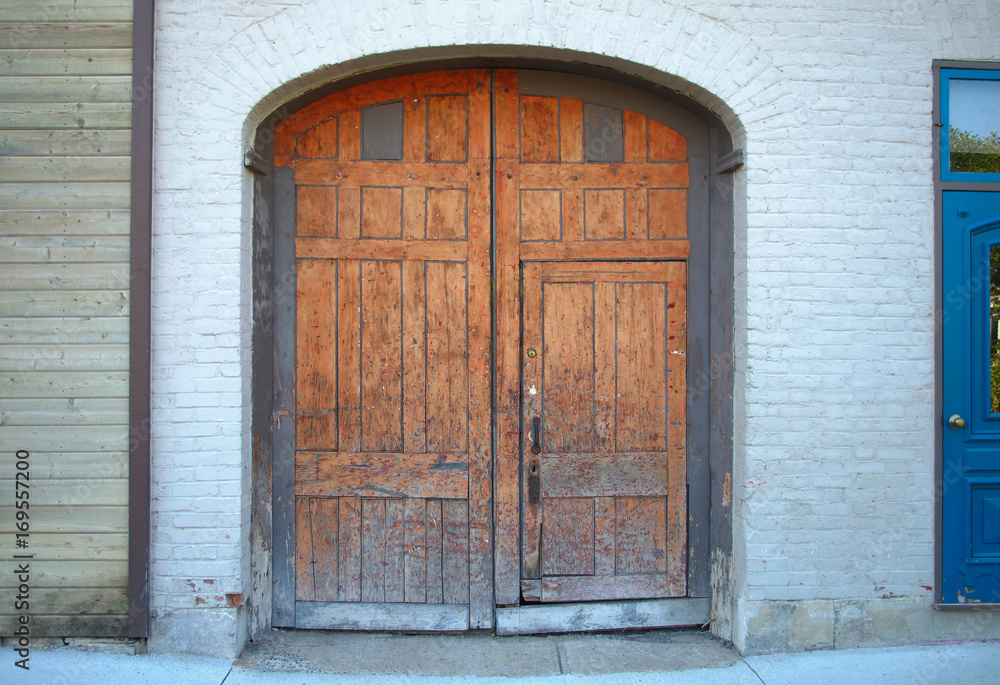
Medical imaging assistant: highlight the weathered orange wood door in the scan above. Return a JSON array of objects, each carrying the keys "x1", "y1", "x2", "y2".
[
  {"x1": 274, "y1": 68, "x2": 694, "y2": 628},
  {"x1": 274, "y1": 70, "x2": 493, "y2": 629},
  {"x1": 492, "y1": 70, "x2": 691, "y2": 604}
]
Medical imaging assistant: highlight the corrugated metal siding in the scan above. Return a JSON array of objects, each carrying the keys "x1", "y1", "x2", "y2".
[{"x1": 0, "y1": 0, "x2": 132, "y2": 637}]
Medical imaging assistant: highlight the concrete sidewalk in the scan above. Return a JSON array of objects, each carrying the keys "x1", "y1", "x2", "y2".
[{"x1": 1, "y1": 631, "x2": 998, "y2": 684}]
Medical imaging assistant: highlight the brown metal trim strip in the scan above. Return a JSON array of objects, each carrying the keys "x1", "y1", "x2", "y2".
[{"x1": 128, "y1": 0, "x2": 155, "y2": 639}]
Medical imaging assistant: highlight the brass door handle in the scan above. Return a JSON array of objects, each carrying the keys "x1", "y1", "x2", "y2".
[{"x1": 948, "y1": 414, "x2": 965, "y2": 429}]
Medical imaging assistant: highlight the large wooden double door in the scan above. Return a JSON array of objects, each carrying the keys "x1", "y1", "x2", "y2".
[{"x1": 273, "y1": 69, "x2": 694, "y2": 630}]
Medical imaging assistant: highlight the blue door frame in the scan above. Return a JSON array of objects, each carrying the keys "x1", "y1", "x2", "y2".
[{"x1": 942, "y1": 190, "x2": 1000, "y2": 603}]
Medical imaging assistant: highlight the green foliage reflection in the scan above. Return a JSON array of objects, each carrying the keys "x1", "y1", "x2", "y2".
[{"x1": 951, "y1": 127, "x2": 1000, "y2": 174}]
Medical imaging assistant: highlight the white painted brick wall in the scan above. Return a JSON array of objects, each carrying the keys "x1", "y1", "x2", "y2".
[{"x1": 150, "y1": 0, "x2": 1000, "y2": 653}]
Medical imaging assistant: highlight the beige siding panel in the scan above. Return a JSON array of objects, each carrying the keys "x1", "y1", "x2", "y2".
[
  {"x1": 1, "y1": 7, "x2": 134, "y2": 640},
  {"x1": 0, "y1": 508, "x2": 126, "y2": 534},
  {"x1": 0, "y1": 477, "x2": 127, "y2": 505},
  {"x1": 0, "y1": 317, "x2": 130, "y2": 344},
  {"x1": 0, "y1": 371, "x2": 129, "y2": 398},
  {"x1": 0, "y1": 559, "x2": 126, "y2": 585},
  {"x1": 0, "y1": 129, "x2": 132, "y2": 156},
  {"x1": 0, "y1": 182, "x2": 131, "y2": 209},
  {"x1": 0, "y1": 534, "x2": 125, "y2": 562},
  {"x1": 0, "y1": 290, "x2": 128, "y2": 316},
  {"x1": 5, "y1": 451, "x2": 127, "y2": 479},
  {"x1": 0, "y1": 210, "x2": 130, "y2": 236},
  {"x1": 0, "y1": 263, "x2": 130, "y2": 290},
  {"x1": 0, "y1": 75, "x2": 132, "y2": 102},
  {"x1": 0, "y1": 0, "x2": 132, "y2": 22},
  {"x1": 0, "y1": 103, "x2": 131, "y2": 129},
  {"x1": 0, "y1": 398, "x2": 128, "y2": 425},
  {"x1": 0, "y1": 24, "x2": 132, "y2": 49},
  {"x1": 0, "y1": 587, "x2": 127, "y2": 615},
  {"x1": 0, "y1": 156, "x2": 131, "y2": 182},
  {"x1": 0, "y1": 49, "x2": 133, "y2": 76},
  {"x1": 0, "y1": 344, "x2": 128, "y2": 371},
  {"x1": 0, "y1": 615, "x2": 128, "y2": 638},
  {"x1": 0, "y1": 236, "x2": 131, "y2": 262}
]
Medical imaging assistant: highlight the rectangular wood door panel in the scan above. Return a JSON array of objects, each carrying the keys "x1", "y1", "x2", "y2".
[
  {"x1": 425, "y1": 261, "x2": 469, "y2": 453},
  {"x1": 295, "y1": 496, "x2": 471, "y2": 605},
  {"x1": 296, "y1": 259, "x2": 338, "y2": 451},
  {"x1": 541, "y1": 281, "x2": 595, "y2": 452},
  {"x1": 616, "y1": 282, "x2": 668, "y2": 452},
  {"x1": 541, "y1": 498, "x2": 595, "y2": 577},
  {"x1": 615, "y1": 496, "x2": 668, "y2": 575},
  {"x1": 360, "y1": 260, "x2": 403, "y2": 453}
]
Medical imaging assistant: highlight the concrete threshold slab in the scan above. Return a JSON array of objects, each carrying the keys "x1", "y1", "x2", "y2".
[{"x1": 233, "y1": 628, "x2": 740, "y2": 679}]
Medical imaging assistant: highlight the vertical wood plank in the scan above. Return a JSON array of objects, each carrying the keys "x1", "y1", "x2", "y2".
[
  {"x1": 402, "y1": 186, "x2": 426, "y2": 241},
  {"x1": 337, "y1": 186, "x2": 361, "y2": 240},
  {"x1": 425, "y1": 261, "x2": 468, "y2": 453},
  {"x1": 541, "y1": 498, "x2": 595, "y2": 576},
  {"x1": 360, "y1": 260, "x2": 403, "y2": 452},
  {"x1": 310, "y1": 498, "x2": 339, "y2": 602},
  {"x1": 402, "y1": 260, "x2": 426, "y2": 453},
  {"x1": 466, "y1": 67, "x2": 495, "y2": 628},
  {"x1": 442, "y1": 500, "x2": 470, "y2": 604},
  {"x1": 296, "y1": 259, "x2": 338, "y2": 450},
  {"x1": 403, "y1": 498, "x2": 427, "y2": 603},
  {"x1": 385, "y1": 499, "x2": 405, "y2": 602},
  {"x1": 594, "y1": 282, "x2": 616, "y2": 453},
  {"x1": 492, "y1": 77, "x2": 523, "y2": 599},
  {"x1": 403, "y1": 96, "x2": 426, "y2": 162},
  {"x1": 520, "y1": 262, "x2": 543, "y2": 579},
  {"x1": 616, "y1": 283, "x2": 667, "y2": 451},
  {"x1": 494, "y1": 70, "x2": 520, "y2": 160},
  {"x1": 337, "y1": 259, "x2": 361, "y2": 452},
  {"x1": 427, "y1": 95, "x2": 468, "y2": 162},
  {"x1": 542, "y1": 282, "x2": 595, "y2": 452},
  {"x1": 615, "y1": 496, "x2": 667, "y2": 574},
  {"x1": 559, "y1": 97, "x2": 583, "y2": 163},
  {"x1": 426, "y1": 500, "x2": 444, "y2": 604},
  {"x1": 520, "y1": 95, "x2": 560, "y2": 163},
  {"x1": 561, "y1": 189, "x2": 583, "y2": 242},
  {"x1": 626, "y1": 188, "x2": 648, "y2": 242},
  {"x1": 361, "y1": 498, "x2": 387, "y2": 602},
  {"x1": 623, "y1": 111, "x2": 646, "y2": 163},
  {"x1": 295, "y1": 497, "x2": 315, "y2": 601},
  {"x1": 594, "y1": 497, "x2": 616, "y2": 576},
  {"x1": 338, "y1": 497, "x2": 361, "y2": 601},
  {"x1": 666, "y1": 262, "x2": 688, "y2": 593},
  {"x1": 296, "y1": 186, "x2": 337, "y2": 237},
  {"x1": 339, "y1": 109, "x2": 362, "y2": 161}
]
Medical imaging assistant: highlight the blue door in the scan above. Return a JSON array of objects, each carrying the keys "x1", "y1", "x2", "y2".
[{"x1": 942, "y1": 190, "x2": 1000, "y2": 604}]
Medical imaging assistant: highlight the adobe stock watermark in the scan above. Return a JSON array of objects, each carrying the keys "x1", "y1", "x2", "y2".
[{"x1": 11, "y1": 449, "x2": 32, "y2": 671}]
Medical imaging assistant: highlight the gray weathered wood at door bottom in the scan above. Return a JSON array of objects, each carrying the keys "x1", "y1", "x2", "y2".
[
  {"x1": 295, "y1": 602, "x2": 470, "y2": 631},
  {"x1": 495, "y1": 598, "x2": 709, "y2": 635}
]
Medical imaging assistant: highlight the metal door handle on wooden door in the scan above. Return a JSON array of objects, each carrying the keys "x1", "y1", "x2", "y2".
[{"x1": 528, "y1": 417, "x2": 542, "y2": 506}]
